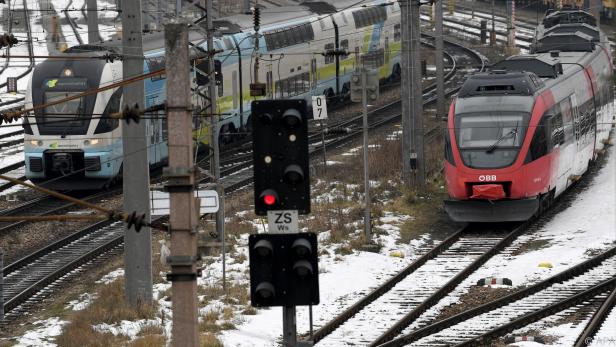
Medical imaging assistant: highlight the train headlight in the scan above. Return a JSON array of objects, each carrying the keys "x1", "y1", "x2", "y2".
[
  {"x1": 62, "y1": 68, "x2": 73, "y2": 77},
  {"x1": 29, "y1": 140, "x2": 43, "y2": 146},
  {"x1": 84, "y1": 139, "x2": 99, "y2": 146}
]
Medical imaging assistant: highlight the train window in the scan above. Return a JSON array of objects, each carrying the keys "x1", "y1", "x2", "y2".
[
  {"x1": 146, "y1": 56, "x2": 166, "y2": 81},
  {"x1": 264, "y1": 23, "x2": 313, "y2": 51},
  {"x1": 352, "y1": 6, "x2": 387, "y2": 28},
  {"x1": 528, "y1": 117, "x2": 548, "y2": 161},
  {"x1": 394, "y1": 24, "x2": 401, "y2": 42},
  {"x1": 455, "y1": 111, "x2": 529, "y2": 169},
  {"x1": 340, "y1": 40, "x2": 349, "y2": 59},
  {"x1": 96, "y1": 87, "x2": 122, "y2": 134},
  {"x1": 362, "y1": 48, "x2": 385, "y2": 69},
  {"x1": 548, "y1": 114, "x2": 564, "y2": 147},
  {"x1": 341, "y1": 12, "x2": 348, "y2": 25},
  {"x1": 324, "y1": 43, "x2": 335, "y2": 64}
]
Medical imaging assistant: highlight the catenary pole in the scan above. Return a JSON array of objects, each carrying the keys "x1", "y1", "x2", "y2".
[
  {"x1": 435, "y1": 0, "x2": 446, "y2": 119},
  {"x1": 362, "y1": 68, "x2": 371, "y2": 241},
  {"x1": 121, "y1": 0, "x2": 153, "y2": 307},
  {"x1": 165, "y1": 22, "x2": 200, "y2": 346},
  {"x1": 507, "y1": 0, "x2": 516, "y2": 50},
  {"x1": 400, "y1": 0, "x2": 425, "y2": 190},
  {"x1": 86, "y1": 0, "x2": 100, "y2": 43},
  {"x1": 205, "y1": 0, "x2": 226, "y2": 290},
  {"x1": 400, "y1": 0, "x2": 412, "y2": 186},
  {"x1": 410, "y1": 0, "x2": 425, "y2": 191}
]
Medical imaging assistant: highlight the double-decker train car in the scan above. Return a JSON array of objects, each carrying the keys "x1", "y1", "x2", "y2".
[
  {"x1": 23, "y1": 0, "x2": 403, "y2": 189},
  {"x1": 444, "y1": 8, "x2": 614, "y2": 222}
]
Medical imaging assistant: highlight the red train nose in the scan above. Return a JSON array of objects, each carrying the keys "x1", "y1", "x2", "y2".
[{"x1": 470, "y1": 184, "x2": 506, "y2": 200}]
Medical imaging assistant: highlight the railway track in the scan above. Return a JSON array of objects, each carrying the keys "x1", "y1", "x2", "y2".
[
  {"x1": 310, "y1": 223, "x2": 527, "y2": 347},
  {"x1": 0, "y1": 31, "x2": 485, "y2": 321},
  {"x1": 309, "y1": 152, "x2": 613, "y2": 347},
  {"x1": 378, "y1": 248, "x2": 616, "y2": 347},
  {"x1": 575, "y1": 286, "x2": 616, "y2": 346}
]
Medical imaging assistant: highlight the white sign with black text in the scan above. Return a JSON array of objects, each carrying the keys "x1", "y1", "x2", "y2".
[
  {"x1": 267, "y1": 210, "x2": 299, "y2": 233},
  {"x1": 312, "y1": 95, "x2": 328, "y2": 120},
  {"x1": 150, "y1": 189, "x2": 220, "y2": 216}
]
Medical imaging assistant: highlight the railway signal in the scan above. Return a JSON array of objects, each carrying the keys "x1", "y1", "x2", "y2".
[
  {"x1": 251, "y1": 99, "x2": 310, "y2": 216},
  {"x1": 350, "y1": 69, "x2": 379, "y2": 103},
  {"x1": 248, "y1": 232, "x2": 319, "y2": 307}
]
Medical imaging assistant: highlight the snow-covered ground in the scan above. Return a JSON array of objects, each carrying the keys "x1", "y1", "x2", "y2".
[{"x1": 8, "y1": 137, "x2": 615, "y2": 346}]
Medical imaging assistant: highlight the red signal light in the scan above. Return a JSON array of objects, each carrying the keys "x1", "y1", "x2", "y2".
[{"x1": 264, "y1": 194, "x2": 277, "y2": 206}]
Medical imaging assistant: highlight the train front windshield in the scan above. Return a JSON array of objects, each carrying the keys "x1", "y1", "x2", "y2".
[
  {"x1": 44, "y1": 92, "x2": 86, "y2": 129},
  {"x1": 455, "y1": 112, "x2": 530, "y2": 169}
]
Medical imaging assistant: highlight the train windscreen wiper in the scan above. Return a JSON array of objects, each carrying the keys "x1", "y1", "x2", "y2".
[{"x1": 485, "y1": 128, "x2": 518, "y2": 153}]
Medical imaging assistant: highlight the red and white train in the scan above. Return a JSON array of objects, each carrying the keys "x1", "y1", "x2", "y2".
[{"x1": 444, "y1": 8, "x2": 614, "y2": 222}]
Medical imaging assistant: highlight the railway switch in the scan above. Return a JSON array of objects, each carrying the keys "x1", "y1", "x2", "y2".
[
  {"x1": 249, "y1": 233, "x2": 319, "y2": 307},
  {"x1": 251, "y1": 100, "x2": 310, "y2": 215}
]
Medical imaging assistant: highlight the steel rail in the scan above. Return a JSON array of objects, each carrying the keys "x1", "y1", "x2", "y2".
[
  {"x1": 458, "y1": 277, "x2": 616, "y2": 347},
  {"x1": 379, "y1": 246, "x2": 616, "y2": 346},
  {"x1": 308, "y1": 225, "x2": 468, "y2": 343},
  {"x1": 368, "y1": 222, "x2": 529, "y2": 346},
  {"x1": 574, "y1": 284, "x2": 616, "y2": 347}
]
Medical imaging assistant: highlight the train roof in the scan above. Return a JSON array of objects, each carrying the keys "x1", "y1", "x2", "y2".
[
  {"x1": 458, "y1": 71, "x2": 543, "y2": 98},
  {"x1": 492, "y1": 54, "x2": 563, "y2": 79},
  {"x1": 542, "y1": 8, "x2": 597, "y2": 29},
  {"x1": 533, "y1": 8, "x2": 609, "y2": 53}
]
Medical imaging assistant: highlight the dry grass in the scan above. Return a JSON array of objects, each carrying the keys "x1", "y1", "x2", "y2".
[
  {"x1": 129, "y1": 334, "x2": 166, "y2": 347},
  {"x1": 56, "y1": 278, "x2": 158, "y2": 347},
  {"x1": 200, "y1": 333, "x2": 224, "y2": 347},
  {"x1": 199, "y1": 310, "x2": 221, "y2": 333}
]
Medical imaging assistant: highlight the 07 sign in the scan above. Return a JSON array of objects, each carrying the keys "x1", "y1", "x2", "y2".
[
  {"x1": 312, "y1": 95, "x2": 328, "y2": 120},
  {"x1": 267, "y1": 210, "x2": 299, "y2": 233}
]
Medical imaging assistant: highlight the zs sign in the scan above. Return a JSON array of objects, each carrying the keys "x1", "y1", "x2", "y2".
[
  {"x1": 478, "y1": 175, "x2": 497, "y2": 182},
  {"x1": 267, "y1": 210, "x2": 299, "y2": 233}
]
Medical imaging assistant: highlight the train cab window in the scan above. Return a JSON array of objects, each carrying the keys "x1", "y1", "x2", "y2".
[
  {"x1": 95, "y1": 87, "x2": 122, "y2": 134},
  {"x1": 454, "y1": 111, "x2": 530, "y2": 169}
]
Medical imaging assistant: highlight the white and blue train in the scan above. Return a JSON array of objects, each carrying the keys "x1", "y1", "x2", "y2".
[{"x1": 24, "y1": 0, "x2": 403, "y2": 189}]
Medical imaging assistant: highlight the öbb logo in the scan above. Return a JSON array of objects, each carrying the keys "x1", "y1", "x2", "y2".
[{"x1": 478, "y1": 175, "x2": 497, "y2": 182}]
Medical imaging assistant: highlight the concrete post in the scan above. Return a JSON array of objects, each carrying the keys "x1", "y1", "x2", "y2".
[
  {"x1": 435, "y1": 0, "x2": 446, "y2": 119},
  {"x1": 121, "y1": 0, "x2": 153, "y2": 307},
  {"x1": 165, "y1": 22, "x2": 200, "y2": 346},
  {"x1": 86, "y1": 0, "x2": 100, "y2": 43}
]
